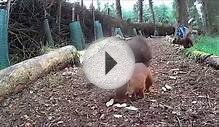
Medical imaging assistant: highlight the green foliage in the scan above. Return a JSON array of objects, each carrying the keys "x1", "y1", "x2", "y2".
[
  {"x1": 187, "y1": 36, "x2": 219, "y2": 56},
  {"x1": 97, "y1": 0, "x2": 101, "y2": 11},
  {"x1": 123, "y1": 1, "x2": 176, "y2": 24},
  {"x1": 172, "y1": 0, "x2": 176, "y2": 19},
  {"x1": 99, "y1": 1, "x2": 176, "y2": 24},
  {"x1": 154, "y1": 4, "x2": 176, "y2": 24},
  {"x1": 101, "y1": 2, "x2": 116, "y2": 16},
  {"x1": 122, "y1": 1, "x2": 139, "y2": 22},
  {"x1": 154, "y1": 5, "x2": 169, "y2": 23},
  {"x1": 187, "y1": 0, "x2": 203, "y2": 29}
]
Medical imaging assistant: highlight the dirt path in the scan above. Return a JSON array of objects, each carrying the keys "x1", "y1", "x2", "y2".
[{"x1": 0, "y1": 37, "x2": 218, "y2": 127}]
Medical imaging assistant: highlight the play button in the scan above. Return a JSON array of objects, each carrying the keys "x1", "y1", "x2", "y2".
[
  {"x1": 105, "y1": 51, "x2": 117, "y2": 75},
  {"x1": 82, "y1": 37, "x2": 135, "y2": 89}
]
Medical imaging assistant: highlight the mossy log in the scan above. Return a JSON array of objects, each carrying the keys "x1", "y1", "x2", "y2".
[
  {"x1": 0, "y1": 45, "x2": 77, "y2": 101},
  {"x1": 186, "y1": 50, "x2": 219, "y2": 70}
]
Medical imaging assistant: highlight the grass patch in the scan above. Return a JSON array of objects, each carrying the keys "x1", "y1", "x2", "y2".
[{"x1": 187, "y1": 36, "x2": 219, "y2": 56}]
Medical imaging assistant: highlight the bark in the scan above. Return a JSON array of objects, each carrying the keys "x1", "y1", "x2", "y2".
[
  {"x1": 116, "y1": 0, "x2": 122, "y2": 19},
  {"x1": 176, "y1": 0, "x2": 189, "y2": 26},
  {"x1": 201, "y1": 0, "x2": 209, "y2": 33},
  {"x1": 148, "y1": 0, "x2": 157, "y2": 35},
  {"x1": 206, "y1": 0, "x2": 219, "y2": 35},
  {"x1": 57, "y1": 0, "x2": 63, "y2": 34},
  {"x1": 107, "y1": 8, "x2": 110, "y2": 15},
  {"x1": 6, "y1": 0, "x2": 12, "y2": 25},
  {"x1": 139, "y1": 0, "x2": 143, "y2": 22},
  {"x1": 81, "y1": 0, "x2": 83, "y2": 7},
  {"x1": 206, "y1": 57, "x2": 219, "y2": 70},
  {"x1": 0, "y1": 45, "x2": 77, "y2": 100},
  {"x1": 91, "y1": 0, "x2": 96, "y2": 40}
]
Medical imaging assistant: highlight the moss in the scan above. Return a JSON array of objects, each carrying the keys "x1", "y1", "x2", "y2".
[{"x1": 187, "y1": 36, "x2": 219, "y2": 56}]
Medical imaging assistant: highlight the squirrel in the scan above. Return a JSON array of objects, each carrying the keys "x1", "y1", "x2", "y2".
[
  {"x1": 125, "y1": 63, "x2": 153, "y2": 99},
  {"x1": 115, "y1": 36, "x2": 152, "y2": 101},
  {"x1": 115, "y1": 63, "x2": 153, "y2": 101},
  {"x1": 127, "y1": 36, "x2": 152, "y2": 67}
]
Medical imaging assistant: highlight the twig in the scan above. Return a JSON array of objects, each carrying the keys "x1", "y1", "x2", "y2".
[
  {"x1": 7, "y1": 0, "x2": 12, "y2": 22},
  {"x1": 175, "y1": 115, "x2": 182, "y2": 127},
  {"x1": 206, "y1": 93, "x2": 211, "y2": 108}
]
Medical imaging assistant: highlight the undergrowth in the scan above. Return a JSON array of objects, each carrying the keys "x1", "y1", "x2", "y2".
[{"x1": 187, "y1": 36, "x2": 219, "y2": 56}]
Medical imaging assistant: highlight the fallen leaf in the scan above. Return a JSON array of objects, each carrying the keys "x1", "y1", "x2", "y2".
[
  {"x1": 172, "y1": 111, "x2": 181, "y2": 115},
  {"x1": 113, "y1": 103, "x2": 127, "y2": 108},
  {"x1": 57, "y1": 121, "x2": 64, "y2": 124},
  {"x1": 24, "y1": 115, "x2": 29, "y2": 119},
  {"x1": 25, "y1": 122, "x2": 32, "y2": 127},
  {"x1": 106, "y1": 99, "x2": 114, "y2": 107},
  {"x1": 169, "y1": 76, "x2": 177, "y2": 80},
  {"x1": 62, "y1": 72, "x2": 67, "y2": 76},
  {"x1": 113, "y1": 114, "x2": 122, "y2": 118},
  {"x1": 165, "y1": 84, "x2": 172, "y2": 90},
  {"x1": 125, "y1": 106, "x2": 138, "y2": 111},
  {"x1": 162, "y1": 87, "x2": 167, "y2": 91},
  {"x1": 178, "y1": 71, "x2": 187, "y2": 74},
  {"x1": 170, "y1": 68, "x2": 180, "y2": 72},
  {"x1": 149, "y1": 100, "x2": 157, "y2": 102},
  {"x1": 100, "y1": 114, "x2": 105, "y2": 119},
  {"x1": 191, "y1": 101, "x2": 197, "y2": 104}
]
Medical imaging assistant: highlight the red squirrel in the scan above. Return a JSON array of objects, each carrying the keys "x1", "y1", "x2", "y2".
[
  {"x1": 127, "y1": 36, "x2": 152, "y2": 67},
  {"x1": 116, "y1": 63, "x2": 153, "y2": 100},
  {"x1": 115, "y1": 36, "x2": 152, "y2": 101},
  {"x1": 125, "y1": 63, "x2": 153, "y2": 99}
]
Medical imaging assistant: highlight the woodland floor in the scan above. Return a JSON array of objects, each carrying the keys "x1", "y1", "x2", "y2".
[{"x1": 0, "y1": 37, "x2": 218, "y2": 127}]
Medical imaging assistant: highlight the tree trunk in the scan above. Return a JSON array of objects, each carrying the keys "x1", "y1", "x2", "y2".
[
  {"x1": 176, "y1": 0, "x2": 189, "y2": 26},
  {"x1": 81, "y1": 0, "x2": 83, "y2": 7},
  {"x1": 0, "y1": 45, "x2": 77, "y2": 101},
  {"x1": 107, "y1": 8, "x2": 110, "y2": 15},
  {"x1": 116, "y1": 0, "x2": 122, "y2": 19},
  {"x1": 91, "y1": 0, "x2": 96, "y2": 40},
  {"x1": 148, "y1": 0, "x2": 157, "y2": 35},
  {"x1": 201, "y1": 0, "x2": 209, "y2": 33},
  {"x1": 139, "y1": 0, "x2": 143, "y2": 22},
  {"x1": 6, "y1": 0, "x2": 12, "y2": 26},
  {"x1": 206, "y1": 0, "x2": 219, "y2": 35},
  {"x1": 57, "y1": 0, "x2": 63, "y2": 34}
]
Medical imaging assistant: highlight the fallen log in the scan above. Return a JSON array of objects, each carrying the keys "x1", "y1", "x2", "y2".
[
  {"x1": 185, "y1": 50, "x2": 219, "y2": 70},
  {"x1": 0, "y1": 45, "x2": 77, "y2": 101},
  {"x1": 206, "y1": 56, "x2": 219, "y2": 70}
]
